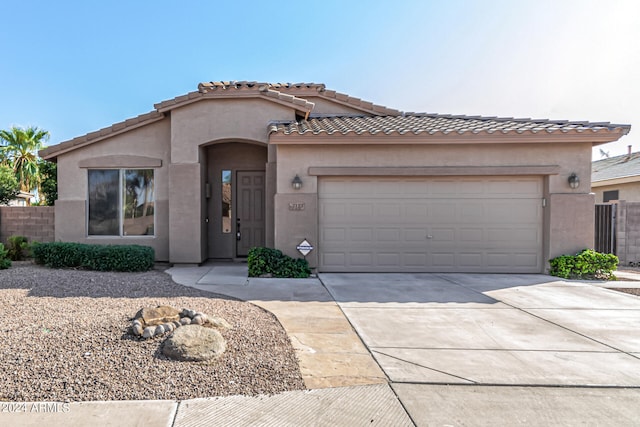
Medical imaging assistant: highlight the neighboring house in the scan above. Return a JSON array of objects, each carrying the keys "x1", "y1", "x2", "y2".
[
  {"x1": 592, "y1": 148, "x2": 640, "y2": 203},
  {"x1": 39, "y1": 81, "x2": 631, "y2": 273},
  {"x1": 7, "y1": 191, "x2": 33, "y2": 206}
]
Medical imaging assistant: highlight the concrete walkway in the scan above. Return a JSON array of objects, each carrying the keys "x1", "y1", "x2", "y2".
[{"x1": 167, "y1": 263, "x2": 386, "y2": 389}]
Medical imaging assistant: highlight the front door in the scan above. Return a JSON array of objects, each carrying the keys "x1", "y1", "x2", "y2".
[{"x1": 236, "y1": 171, "x2": 265, "y2": 257}]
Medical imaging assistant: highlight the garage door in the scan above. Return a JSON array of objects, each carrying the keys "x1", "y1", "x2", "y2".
[{"x1": 318, "y1": 176, "x2": 543, "y2": 273}]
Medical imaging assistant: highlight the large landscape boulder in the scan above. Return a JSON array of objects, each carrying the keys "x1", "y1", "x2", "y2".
[
  {"x1": 135, "y1": 305, "x2": 181, "y2": 327},
  {"x1": 162, "y1": 325, "x2": 226, "y2": 362}
]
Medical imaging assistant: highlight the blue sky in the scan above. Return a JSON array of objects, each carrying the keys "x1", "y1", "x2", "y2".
[{"x1": 1, "y1": 0, "x2": 639, "y2": 158}]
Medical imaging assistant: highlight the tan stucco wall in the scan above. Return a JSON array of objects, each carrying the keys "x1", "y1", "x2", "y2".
[
  {"x1": 52, "y1": 90, "x2": 602, "y2": 270},
  {"x1": 274, "y1": 141, "x2": 595, "y2": 271},
  {"x1": 592, "y1": 181, "x2": 640, "y2": 203},
  {"x1": 54, "y1": 118, "x2": 171, "y2": 260},
  {"x1": 167, "y1": 98, "x2": 296, "y2": 263}
]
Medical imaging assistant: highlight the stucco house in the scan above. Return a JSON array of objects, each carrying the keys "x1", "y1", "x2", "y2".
[
  {"x1": 592, "y1": 148, "x2": 640, "y2": 203},
  {"x1": 39, "y1": 81, "x2": 631, "y2": 273}
]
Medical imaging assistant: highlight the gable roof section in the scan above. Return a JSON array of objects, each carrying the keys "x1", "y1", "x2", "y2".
[
  {"x1": 40, "y1": 81, "x2": 401, "y2": 159},
  {"x1": 155, "y1": 81, "x2": 316, "y2": 116},
  {"x1": 39, "y1": 110, "x2": 165, "y2": 159},
  {"x1": 269, "y1": 114, "x2": 631, "y2": 144},
  {"x1": 592, "y1": 151, "x2": 640, "y2": 184},
  {"x1": 155, "y1": 81, "x2": 399, "y2": 116}
]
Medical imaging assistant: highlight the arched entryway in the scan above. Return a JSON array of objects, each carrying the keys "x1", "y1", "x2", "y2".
[{"x1": 205, "y1": 142, "x2": 267, "y2": 259}]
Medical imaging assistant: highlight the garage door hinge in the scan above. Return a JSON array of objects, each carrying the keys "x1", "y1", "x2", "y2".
[{"x1": 542, "y1": 198, "x2": 547, "y2": 207}]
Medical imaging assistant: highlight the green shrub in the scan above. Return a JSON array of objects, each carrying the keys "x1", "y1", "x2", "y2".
[
  {"x1": 7, "y1": 236, "x2": 30, "y2": 261},
  {"x1": 0, "y1": 243, "x2": 11, "y2": 269},
  {"x1": 248, "y1": 247, "x2": 310, "y2": 278},
  {"x1": 549, "y1": 249, "x2": 618, "y2": 280},
  {"x1": 32, "y1": 242, "x2": 154, "y2": 272}
]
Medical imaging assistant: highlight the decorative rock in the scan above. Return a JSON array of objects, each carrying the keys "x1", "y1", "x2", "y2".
[
  {"x1": 208, "y1": 316, "x2": 232, "y2": 329},
  {"x1": 132, "y1": 323, "x2": 144, "y2": 336},
  {"x1": 180, "y1": 317, "x2": 191, "y2": 325},
  {"x1": 142, "y1": 327, "x2": 155, "y2": 339},
  {"x1": 173, "y1": 321, "x2": 181, "y2": 328},
  {"x1": 192, "y1": 315, "x2": 204, "y2": 325},
  {"x1": 136, "y1": 305, "x2": 181, "y2": 327},
  {"x1": 155, "y1": 325, "x2": 165, "y2": 335},
  {"x1": 165, "y1": 323, "x2": 175, "y2": 332},
  {"x1": 162, "y1": 325, "x2": 226, "y2": 362}
]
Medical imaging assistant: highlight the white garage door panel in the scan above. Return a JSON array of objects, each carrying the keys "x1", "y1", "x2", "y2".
[{"x1": 319, "y1": 176, "x2": 543, "y2": 273}]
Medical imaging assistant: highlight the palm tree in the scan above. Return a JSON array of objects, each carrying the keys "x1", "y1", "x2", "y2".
[{"x1": 0, "y1": 126, "x2": 50, "y2": 204}]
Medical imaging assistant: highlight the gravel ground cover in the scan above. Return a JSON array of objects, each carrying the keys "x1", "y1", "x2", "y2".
[
  {"x1": 0, "y1": 262, "x2": 305, "y2": 402},
  {"x1": 610, "y1": 288, "x2": 640, "y2": 296}
]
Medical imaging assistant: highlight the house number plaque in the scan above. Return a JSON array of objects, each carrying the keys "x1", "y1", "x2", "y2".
[{"x1": 288, "y1": 203, "x2": 305, "y2": 211}]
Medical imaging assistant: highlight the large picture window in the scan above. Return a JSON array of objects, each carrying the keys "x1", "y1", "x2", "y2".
[{"x1": 88, "y1": 169, "x2": 155, "y2": 236}]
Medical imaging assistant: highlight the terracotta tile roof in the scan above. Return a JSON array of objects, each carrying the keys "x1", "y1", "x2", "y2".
[
  {"x1": 155, "y1": 81, "x2": 318, "y2": 113},
  {"x1": 592, "y1": 151, "x2": 640, "y2": 182},
  {"x1": 197, "y1": 81, "x2": 400, "y2": 114},
  {"x1": 154, "y1": 81, "x2": 399, "y2": 116},
  {"x1": 269, "y1": 114, "x2": 632, "y2": 137}
]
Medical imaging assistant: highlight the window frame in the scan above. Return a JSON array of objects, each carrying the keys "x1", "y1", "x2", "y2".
[{"x1": 87, "y1": 168, "x2": 156, "y2": 238}]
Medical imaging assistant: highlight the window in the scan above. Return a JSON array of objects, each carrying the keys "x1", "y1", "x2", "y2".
[
  {"x1": 603, "y1": 190, "x2": 619, "y2": 203},
  {"x1": 221, "y1": 170, "x2": 232, "y2": 233},
  {"x1": 88, "y1": 169, "x2": 154, "y2": 236}
]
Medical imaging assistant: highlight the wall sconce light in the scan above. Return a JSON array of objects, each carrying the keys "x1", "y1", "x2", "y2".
[
  {"x1": 291, "y1": 175, "x2": 303, "y2": 190},
  {"x1": 568, "y1": 173, "x2": 580, "y2": 189}
]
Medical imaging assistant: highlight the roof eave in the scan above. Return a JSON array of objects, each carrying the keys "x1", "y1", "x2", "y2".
[
  {"x1": 155, "y1": 90, "x2": 314, "y2": 116},
  {"x1": 269, "y1": 129, "x2": 629, "y2": 145},
  {"x1": 592, "y1": 175, "x2": 640, "y2": 187},
  {"x1": 39, "y1": 111, "x2": 166, "y2": 160}
]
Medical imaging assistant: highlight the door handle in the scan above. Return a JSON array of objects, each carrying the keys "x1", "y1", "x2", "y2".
[{"x1": 236, "y1": 219, "x2": 241, "y2": 240}]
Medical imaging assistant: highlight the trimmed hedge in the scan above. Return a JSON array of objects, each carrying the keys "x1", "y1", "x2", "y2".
[
  {"x1": 32, "y1": 242, "x2": 154, "y2": 272},
  {"x1": 549, "y1": 249, "x2": 618, "y2": 280},
  {"x1": 248, "y1": 247, "x2": 310, "y2": 278}
]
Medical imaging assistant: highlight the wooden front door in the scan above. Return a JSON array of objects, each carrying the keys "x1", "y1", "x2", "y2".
[{"x1": 236, "y1": 171, "x2": 265, "y2": 257}]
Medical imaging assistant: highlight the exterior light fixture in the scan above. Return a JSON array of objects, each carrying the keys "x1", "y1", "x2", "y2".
[
  {"x1": 292, "y1": 175, "x2": 303, "y2": 190},
  {"x1": 568, "y1": 173, "x2": 580, "y2": 189}
]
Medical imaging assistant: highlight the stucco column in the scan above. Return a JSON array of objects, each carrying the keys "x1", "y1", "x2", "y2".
[
  {"x1": 547, "y1": 192, "x2": 595, "y2": 261},
  {"x1": 168, "y1": 163, "x2": 204, "y2": 263},
  {"x1": 265, "y1": 161, "x2": 277, "y2": 248}
]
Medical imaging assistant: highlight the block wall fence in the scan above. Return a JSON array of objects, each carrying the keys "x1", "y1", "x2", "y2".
[{"x1": 0, "y1": 207, "x2": 55, "y2": 245}]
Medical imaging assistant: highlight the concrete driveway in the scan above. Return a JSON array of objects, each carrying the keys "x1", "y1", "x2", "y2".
[
  {"x1": 320, "y1": 273, "x2": 640, "y2": 386},
  {"x1": 320, "y1": 273, "x2": 640, "y2": 425}
]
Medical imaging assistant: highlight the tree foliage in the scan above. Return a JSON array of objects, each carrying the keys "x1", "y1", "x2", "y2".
[
  {"x1": 0, "y1": 164, "x2": 19, "y2": 205},
  {"x1": 0, "y1": 126, "x2": 50, "y2": 204},
  {"x1": 38, "y1": 159, "x2": 57, "y2": 206}
]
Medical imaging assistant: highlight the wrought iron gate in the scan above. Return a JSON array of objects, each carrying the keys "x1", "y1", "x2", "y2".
[{"x1": 594, "y1": 204, "x2": 616, "y2": 254}]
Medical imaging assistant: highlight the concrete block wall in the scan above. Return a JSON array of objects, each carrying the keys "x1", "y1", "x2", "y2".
[
  {"x1": 615, "y1": 201, "x2": 640, "y2": 266},
  {"x1": 0, "y1": 207, "x2": 55, "y2": 245}
]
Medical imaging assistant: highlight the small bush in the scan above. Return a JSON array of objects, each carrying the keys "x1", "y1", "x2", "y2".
[
  {"x1": 7, "y1": 236, "x2": 30, "y2": 261},
  {"x1": 32, "y1": 242, "x2": 154, "y2": 272},
  {"x1": 0, "y1": 243, "x2": 11, "y2": 269},
  {"x1": 248, "y1": 247, "x2": 310, "y2": 278},
  {"x1": 549, "y1": 249, "x2": 618, "y2": 280}
]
